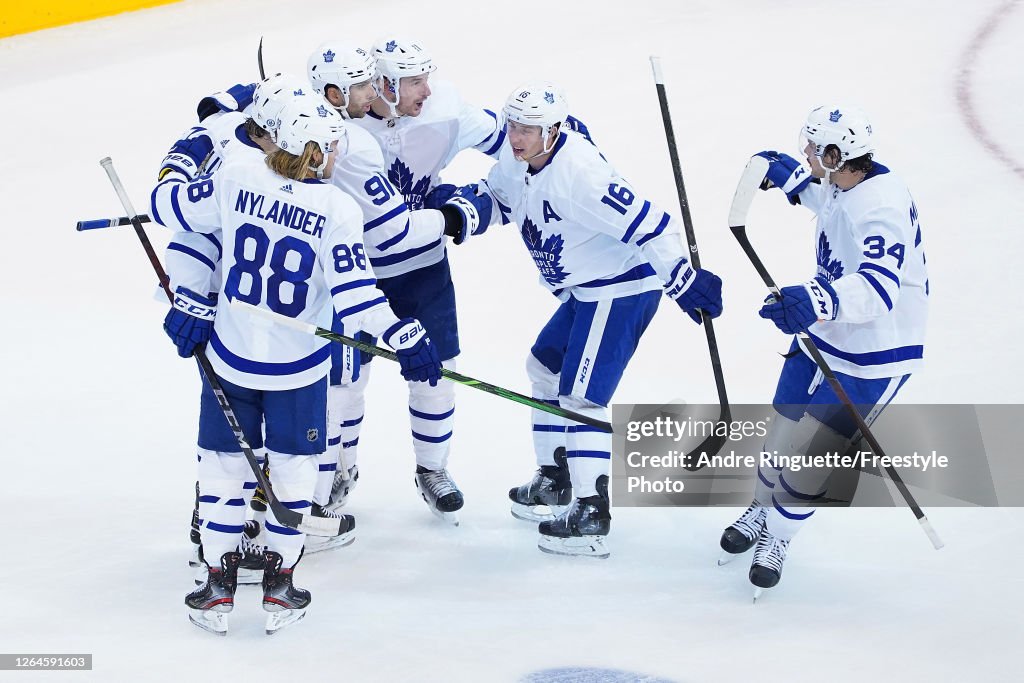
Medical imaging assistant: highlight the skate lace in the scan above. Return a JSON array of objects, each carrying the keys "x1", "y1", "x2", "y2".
[
  {"x1": 422, "y1": 470, "x2": 458, "y2": 497},
  {"x1": 313, "y1": 503, "x2": 345, "y2": 519},
  {"x1": 753, "y1": 533, "x2": 789, "y2": 573},
  {"x1": 732, "y1": 503, "x2": 767, "y2": 541}
]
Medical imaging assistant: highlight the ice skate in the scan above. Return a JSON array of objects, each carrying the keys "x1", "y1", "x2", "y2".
[
  {"x1": 537, "y1": 475, "x2": 610, "y2": 559},
  {"x1": 509, "y1": 447, "x2": 572, "y2": 522},
  {"x1": 186, "y1": 551, "x2": 240, "y2": 636},
  {"x1": 718, "y1": 502, "x2": 767, "y2": 566},
  {"x1": 415, "y1": 466, "x2": 463, "y2": 525},
  {"x1": 326, "y1": 464, "x2": 359, "y2": 511},
  {"x1": 262, "y1": 551, "x2": 311, "y2": 635},
  {"x1": 303, "y1": 504, "x2": 356, "y2": 554},
  {"x1": 749, "y1": 530, "x2": 790, "y2": 602}
]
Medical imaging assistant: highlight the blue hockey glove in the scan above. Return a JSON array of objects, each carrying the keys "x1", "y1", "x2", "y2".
[
  {"x1": 196, "y1": 83, "x2": 257, "y2": 122},
  {"x1": 665, "y1": 261, "x2": 723, "y2": 324},
  {"x1": 383, "y1": 318, "x2": 442, "y2": 386},
  {"x1": 424, "y1": 184, "x2": 458, "y2": 210},
  {"x1": 440, "y1": 184, "x2": 493, "y2": 245},
  {"x1": 758, "y1": 277, "x2": 838, "y2": 334},
  {"x1": 163, "y1": 287, "x2": 217, "y2": 358},
  {"x1": 754, "y1": 151, "x2": 813, "y2": 204},
  {"x1": 159, "y1": 129, "x2": 215, "y2": 182}
]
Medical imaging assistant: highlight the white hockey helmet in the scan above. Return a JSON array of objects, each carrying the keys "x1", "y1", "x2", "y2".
[
  {"x1": 503, "y1": 83, "x2": 569, "y2": 153},
  {"x1": 307, "y1": 42, "x2": 379, "y2": 115},
  {"x1": 252, "y1": 73, "x2": 313, "y2": 142},
  {"x1": 801, "y1": 105, "x2": 875, "y2": 171},
  {"x1": 371, "y1": 37, "x2": 436, "y2": 116},
  {"x1": 275, "y1": 95, "x2": 347, "y2": 177}
]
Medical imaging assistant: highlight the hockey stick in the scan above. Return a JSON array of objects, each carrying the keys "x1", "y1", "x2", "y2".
[
  {"x1": 77, "y1": 215, "x2": 151, "y2": 231},
  {"x1": 650, "y1": 56, "x2": 731, "y2": 467},
  {"x1": 257, "y1": 37, "x2": 266, "y2": 80},
  {"x1": 98, "y1": 157, "x2": 343, "y2": 537},
  {"x1": 232, "y1": 300, "x2": 614, "y2": 433},
  {"x1": 729, "y1": 156, "x2": 943, "y2": 550}
]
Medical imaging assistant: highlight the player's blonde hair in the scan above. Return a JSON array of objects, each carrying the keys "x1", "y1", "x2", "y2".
[{"x1": 265, "y1": 142, "x2": 324, "y2": 181}]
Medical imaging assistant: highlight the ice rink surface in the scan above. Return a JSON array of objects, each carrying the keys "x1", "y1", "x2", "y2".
[{"x1": 1, "y1": 0, "x2": 1022, "y2": 680}]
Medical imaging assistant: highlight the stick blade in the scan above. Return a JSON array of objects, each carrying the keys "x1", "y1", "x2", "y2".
[{"x1": 729, "y1": 156, "x2": 770, "y2": 228}]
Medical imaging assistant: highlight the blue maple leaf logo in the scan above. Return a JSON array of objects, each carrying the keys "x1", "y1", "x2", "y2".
[
  {"x1": 317, "y1": 104, "x2": 329, "y2": 117},
  {"x1": 829, "y1": 109, "x2": 842, "y2": 123},
  {"x1": 544, "y1": 92, "x2": 555, "y2": 104},
  {"x1": 816, "y1": 232, "x2": 844, "y2": 282},
  {"x1": 323, "y1": 50, "x2": 335, "y2": 63},
  {"x1": 386, "y1": 40, "x2": 397, "y2": 52},
  {"x1": 520, "y1": 217, "x2": 569, "y2": 285},
  {"x1": 387, "y1": 158, "x2": 430, "y2": 209},
  {"x1": 293, "y1": 88, "x2": 305, "y2": 96}
]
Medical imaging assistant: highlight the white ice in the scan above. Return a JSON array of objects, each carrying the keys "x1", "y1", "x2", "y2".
[{"x1": 1, "y1": 0, "x2": 1022, "y2": 681}]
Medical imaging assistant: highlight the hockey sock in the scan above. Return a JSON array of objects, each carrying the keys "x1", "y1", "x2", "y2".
[
  {"x1": 264, "y1": 450, "x2": 317, "y2": 567},
  {"x1": 408, "y1": 358, "x2": 456, "y2": 471},
  {"x1": 561, "y1": 395, "x2": 610, "y2": 498}
]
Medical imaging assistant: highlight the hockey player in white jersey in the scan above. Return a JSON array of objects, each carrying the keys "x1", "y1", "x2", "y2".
[
  {"x1": 328, "y1": 36, "x2": 505, "y2": 522},
  {"x1": 443, "y1": 84, "x2": 724, "y2": 557},
  {"x1": 718, "y1": 105, "x2": 929, "y2": 599},
  {"x1": 153, "y1": 95, "x2": 443, "y2": 634}
]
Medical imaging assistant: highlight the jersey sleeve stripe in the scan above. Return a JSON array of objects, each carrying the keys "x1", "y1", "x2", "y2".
[
  {"x1": 150, "y1": 182, "x2": 168, "y2": 226},
  {"x1": 620, "y1": 200, "x2": 652, "y2": 244},
  {"x1": 167, "y1": 242, "x2": 216, "y2": 272},
  {"x1": 330, "y1": 278, "x2": 377, "y2": 296},
  {"x1": 170, "y1": 184, "x2": 195, "y2": 232},
  {"x1": 210, "y1": 331, "x2": 330, "y2": 375},
  {"x1": 364, "y1": 204, "x2": 407, "y2": 231},
  {"x1": 858, "y1": 262, "x2": 900, "y2": 286},
  {"x1": 201, "y1": 232, "x2": 223, "y2": 258},
  {"x1": 369, "y1": 237, "x2": 443, "y2": 268},
  {"x1": 335, "y1": 296, "x2": 388, "y2": 321},
  {"x1": 634, "y1": 212, "x2": 671, "y2": 247},
  {"x1": 374, "y1": 219, "x2": 411, "y2": 252},
  {"x1": 857, "y1": 271, "x2": 894, "y2": 311}
]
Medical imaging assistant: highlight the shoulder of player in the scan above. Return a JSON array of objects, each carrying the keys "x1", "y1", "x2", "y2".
[
  {"x1": 841, "y1": 163, "x2": 911, "y2": 224},
  {"x1": 340, "y1": 122, "x2": 385, "y2": 164},
  {"x1": 550, "y1": 133, "x2": 613, "y2": 186}
]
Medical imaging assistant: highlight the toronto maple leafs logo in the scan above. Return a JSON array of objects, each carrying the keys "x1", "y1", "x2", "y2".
[
  {"x1": 293, "y1": 88, "x2": 305, "y2": 96},
  {"x1": 317, "y1": 104, "x2": 329, "y2": 117},
  {"x1": 816, "y1": 232, "x2": 844, "y2": 282},
  {"x1": 544, "y1": 92, "x2": 555, "y2": 104},
  {"x1": 829, "y1": 109, "x2": 842, "y2": 123},
  {"x1": 386, "y1": 40, "x2": 397, "y2": 52},
  {"x1": 387, "y1": 158, "x2": 432, "y2": 209},
  {"x1": 520, "y1": 216, "x2": 568, "y2": 285},
  {"x1": 323, "y1": 49, "x2": 335, "y2": 63}
]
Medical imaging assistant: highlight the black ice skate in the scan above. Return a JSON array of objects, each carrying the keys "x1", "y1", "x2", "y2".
[
  {"x1": 718, "y1": 502, "x2": 767, "y2": 566},
  {"x1": 537, "y1": 475, "x2": 611, "y2": 559},
  {"x1": 262, "y1": 550, "x2": 311, "y2": 635},
  {"x1": 304, "y1": 504, "x2": 356, "y2": 554},
  {"x1": 415, "y1": 466, "x2": 464, "y2": 526},
  {"x1": 186, "y1": 551, "x2": 240, "y2": 636},
  {"x1": 749, "y1": 530, "x2": 790, "y2": 602},
  {"x1": 326, "y1": 464, "x2": 359, "y2": 511},
  {"x1": 509, "y1": 447, "x2": 572, "y2": 523}
]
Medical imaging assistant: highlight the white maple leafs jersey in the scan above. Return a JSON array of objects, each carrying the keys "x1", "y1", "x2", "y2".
[
  {"x1": 328, "y1": 122, "x2": 445, "y2": 279},
  {"x1": 151, "y1": 158, "x2": 403, "y2": 390},
  {"x1": 162, "y1": 111, "x2": 265, "y2": 297},
  {"x1": 484, "y1": 131, "x2": 690, "y2": 302},
  {"x1": 351, "y1": 79, "x2": 504, "y2": 276},
  {"x1": 795, "y1": 163, "x2": 928, "y2": 378}
]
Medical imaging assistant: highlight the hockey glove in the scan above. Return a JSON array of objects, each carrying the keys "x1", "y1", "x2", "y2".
[
  {"x1": 163, "y1": 287, "x2": 217, "y2": 358},
  {"x1": 159, "y1": 130, "x2": 215, "y2": 182},
  {"x1": 665, "y1": 260, "x2": 723, "y2": 324},
  {"x1": 196, "y1": 83, "x2": 257, "y2": 122},
  {"x1": 440, "y1": 184, "x2": 493, "y2": 245},
  {"x1": 754, "y1": 151, "x2": 813, "y2": 204},
  {"x1": 758, "y1": 277, "x2": 838, "y2": 334},
  {"x1": 424, "y1": 184, "x2": 458, "y2": 210},
  {"x1": 383, "y1": 318, "x2": 442, "y2": 386}
]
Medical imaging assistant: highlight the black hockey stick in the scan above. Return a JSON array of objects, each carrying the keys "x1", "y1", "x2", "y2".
[
  {"x1": 77, "y1": 214, "x2": 151, "y2": 231},
  {"x1": 232, "y1": 300, "x2": 614, "y2": 433},
  {"x1": 257, "y1": 37, "x2": 266, "y2": 79},
  {"x1": 729, "y1": 156, "x2": 943, "y2": 549},
  {"x1": 98, "y1": 157, "x2": 343, "y2": 537},
  {"x1": 649, "y1": 56, "x2": 731, "y2": 467}
]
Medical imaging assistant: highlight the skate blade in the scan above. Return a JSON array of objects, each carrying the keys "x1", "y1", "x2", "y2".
[
  {"x1": 537, "y1": 534, "x2": 610, "y2": 559},
  {"x1": 188, "y1": 608, "x2": 228, "y2": 635},
  {"x1": 429, "y1": 508, "x2": 460, "y2": 526},
  {"x1": 265, "y1": 608, "x2": 307, "y2": 635},
  {"x1": 303, "y1": 529, "x2": 357, "y2": 554},
  {"x1": 510, "y1": 502, "x2": 567, "y2": 523},
  {"x1": 718, "y1": 551, "x2": 741, "y2": 566},
  {"x1": 752, "y1": 587, "x2": 764, "y2": 603}
]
